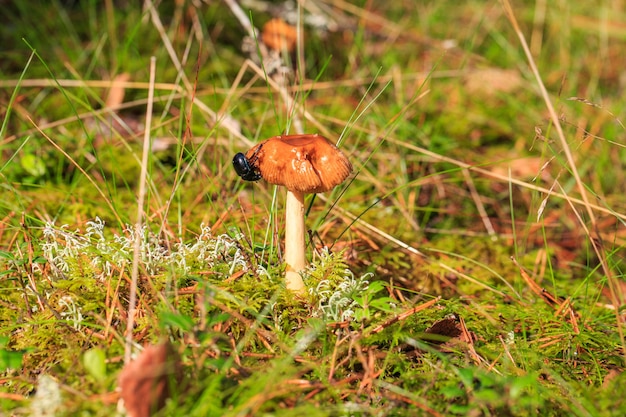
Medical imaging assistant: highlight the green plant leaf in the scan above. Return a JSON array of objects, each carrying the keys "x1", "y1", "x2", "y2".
[
  {"x1": 0, "y1": 348, "x2": 25, "y2": 369},
  {"x1": 0, "y1": 251, "x2": 16, "y2": 261},
  {"x1": 83, "y1": 347, "x2": 107, "y2": 383},
  {"x1": 160, "y1": 311, "x2": 195, "y2": 332},
  {"x1": 20, "y1": 153, "x2": 46, "y2": 177}
]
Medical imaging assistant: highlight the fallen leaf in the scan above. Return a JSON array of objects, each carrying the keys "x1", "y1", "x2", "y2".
[
  {"x1": 465, "y1": 68, "x2": 523, "y2": 96},
  {"x1": 490, "y1": 156, "x2": 551, "y2": 181},
  {"x1": 105, "y1": 73, "x2": 131, "y2": 109},
  {"x1": 424, "y1": 315, "x2": 463, "y2": 344},
  {"x1": 118, "y1": 342, "x2": 182, "y2": 417}
]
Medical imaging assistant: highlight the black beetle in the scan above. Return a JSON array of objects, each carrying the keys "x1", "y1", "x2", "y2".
[{"x1": 232, "y1": 144, "x2": 263, "y2": 181}]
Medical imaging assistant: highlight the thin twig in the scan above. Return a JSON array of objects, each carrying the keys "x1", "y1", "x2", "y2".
[{"x1": 369, "y1": 297, "x2": 441, "y2": 334}]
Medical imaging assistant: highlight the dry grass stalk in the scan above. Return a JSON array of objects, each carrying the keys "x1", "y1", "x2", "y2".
[{"x1": 125, "y1": 56, "x2": 157, "y2": 365}]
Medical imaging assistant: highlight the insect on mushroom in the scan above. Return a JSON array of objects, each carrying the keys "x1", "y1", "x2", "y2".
[
  {"x1": 232, "y1": 144, "x2": 263, "y2": 181},
  {"x1": 233, "y1": 134, "x2": 352, "y2": 294}
]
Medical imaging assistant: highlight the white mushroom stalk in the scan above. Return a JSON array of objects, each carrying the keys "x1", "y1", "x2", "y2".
[
  {"x1": 233, "y1": 134, "x2": 352, "y2": 295},
  {"x1": 284, "y1": 189, "x2": 306, "y2": 293}
]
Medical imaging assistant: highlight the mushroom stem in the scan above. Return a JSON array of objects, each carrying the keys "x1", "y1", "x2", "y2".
[{"x1": 284, "y1": 189, "x2": 306, "y2": 294}]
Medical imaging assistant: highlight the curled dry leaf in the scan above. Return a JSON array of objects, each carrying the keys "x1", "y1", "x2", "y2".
[
  {"x1": 424, "y1": 315, "x2": 463, "y2": 343},
  {"x1": 118, "y1": 342, "x2": 182, "y2": 417},
  {"x1": 424, "y1": 314, "x2": 477, "y2": 345}
]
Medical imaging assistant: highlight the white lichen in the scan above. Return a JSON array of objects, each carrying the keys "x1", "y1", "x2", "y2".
[
  {"x1": 58, "y1": 295, "x2": 84, "y2": 330},
  {"x1": 307, "y1": 248, "x2": 373, "y2": 322},
  {"x1": 30, "y1": 375, "x2": 62, "y2": 417},
  {"x1": 42, "y1": 218, "x2": 251, "y2": 282}
]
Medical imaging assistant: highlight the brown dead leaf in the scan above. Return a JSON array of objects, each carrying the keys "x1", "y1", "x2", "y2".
[
  {"x1": 118, "y1": 342, "x2": 182, "y2": 417},
  {"x1": 490, "y1": 156, "x2": 550, "y2": 181},
  {"x1": 602, "y1": 368, "x2": 623, "y2": 388},
  {"x1": 465, "y1": 68, "x2": 523, "y2": 96},
  {"x1": 424, "y1": 315, "x2": 463, "y2": 343},
  {"x1": 105, "y1": 73, "x2": 131, "y2": 109}
]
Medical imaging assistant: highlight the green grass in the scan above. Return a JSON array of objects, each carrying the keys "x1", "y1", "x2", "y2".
[{"x1": 1, "y1": 0, "x2": 625, "y2": 416}]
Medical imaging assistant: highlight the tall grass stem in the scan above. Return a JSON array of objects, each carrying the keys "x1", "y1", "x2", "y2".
[{"x1": 124, "y1": 56, "x2": 157, "y2": 364}]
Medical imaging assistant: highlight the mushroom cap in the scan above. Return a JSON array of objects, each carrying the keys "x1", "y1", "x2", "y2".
[{"x1": 245, "y1": 134, "x2": 352, "y2": 193}]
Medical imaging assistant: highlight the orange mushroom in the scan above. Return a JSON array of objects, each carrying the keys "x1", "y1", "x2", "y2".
[
  {"x1": 262, "y1": 18, "x2": 298, "y2": 53},
  {"x1": 233, "y1": 134, "x2": 352, "y2": 293}
]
